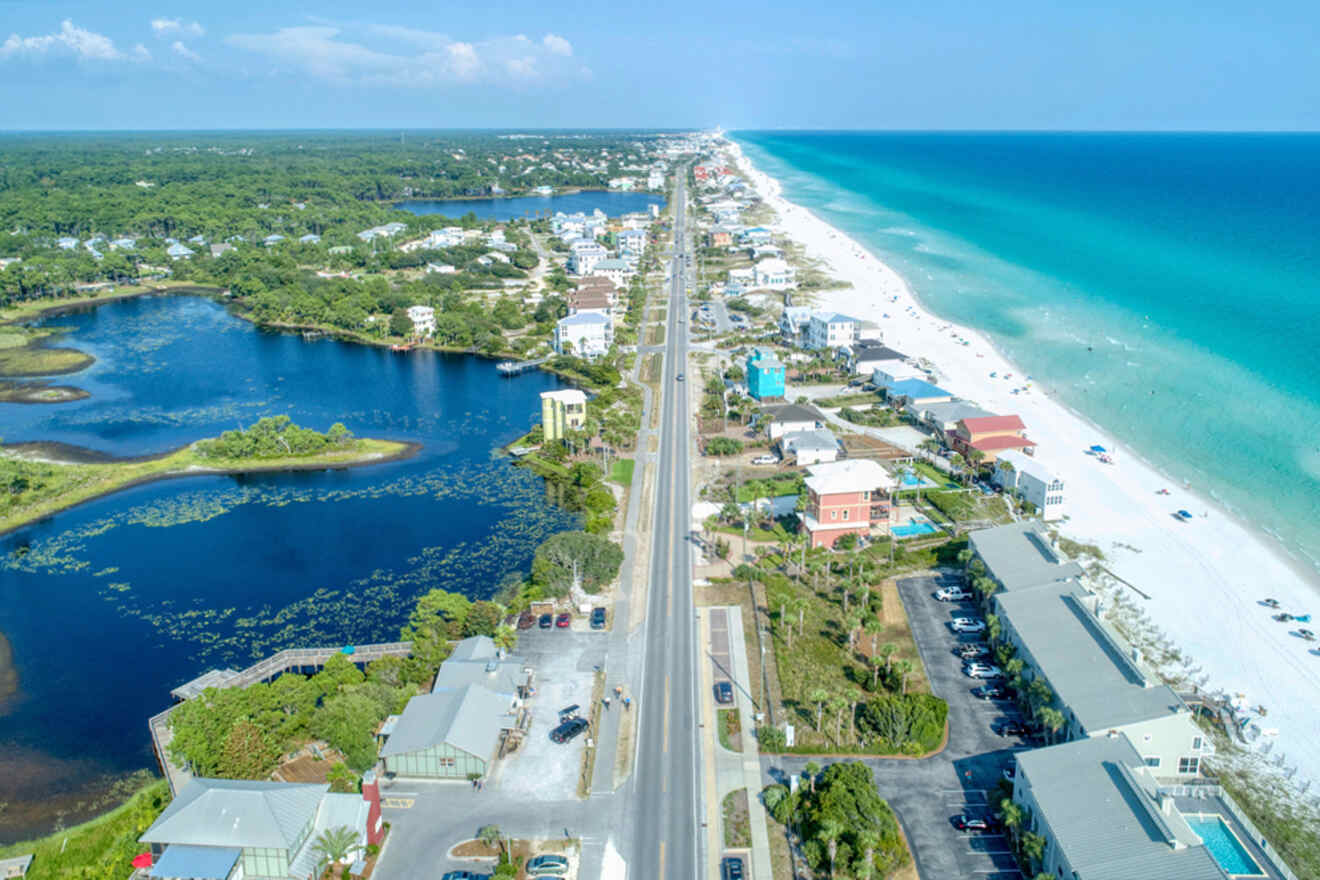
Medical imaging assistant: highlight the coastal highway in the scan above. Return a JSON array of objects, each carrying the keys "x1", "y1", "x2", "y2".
[{"x1": 627, "y1": 171, "x2": 702, "y2": 880}]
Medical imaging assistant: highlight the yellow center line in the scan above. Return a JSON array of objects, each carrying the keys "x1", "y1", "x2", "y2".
[
  {"x1": 658, "y1": 841, "x2": 666, "y2": 876},
  {"x1": 663, "y1": 675, "x2": 671, "y2": 754}
]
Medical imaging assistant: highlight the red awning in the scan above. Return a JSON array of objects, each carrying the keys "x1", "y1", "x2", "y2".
[{"x1": 132, "y1": 853, "x2": 153, "y2": 869}]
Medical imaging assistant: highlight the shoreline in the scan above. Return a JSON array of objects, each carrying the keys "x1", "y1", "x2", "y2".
[
  {"x1": 0, "y1": 437, "x2": 421, "y2": 539},
  {"x1": 724, "y1": 135, "x2": 1320, "y2": 786}
]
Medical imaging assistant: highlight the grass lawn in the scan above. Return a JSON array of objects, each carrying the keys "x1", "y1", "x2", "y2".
[
  {"x1": 722, "y1": 788, "x2": 751, "y2": 848},
  {"x1": 734, "y1": 474, "x2": 803, "y2": 503},
  {"x1": 0, "y1": 436, "x2": 410, "y2": 535},
  {"x1": 718, "y1": 707, "x2": 742, "y2": 752},
  {"x1": 924, "y1": 489, "x2": 1013, "y2": 525},
  {"x1": 814, "y1": 392, "x2": 883, "y2": 408},
  {"x1": 646, "y1": 323, "x2": 666, "y2": 345},
  {"x1": 910, "y1": 460, "x2": 958, "y2": 487},
  {"x1": 0, "y1": 779, "x2": 171, "y2": 880},
  {"x1": 610, "y1": 458, "x2": 635, "y2": 487},
  {"x1": 644, "y1": 353, "x2": 662, "y2": 384}
]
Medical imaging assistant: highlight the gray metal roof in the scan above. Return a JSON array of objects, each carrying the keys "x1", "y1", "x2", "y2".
[
  {"x1": 1017, "y1": 736, "x2": 1228, "y2": 880},
  {"x1": 381, "y1": 684, "x2": 512, "y2": 761},
  {"x1": 969, "y1": 521, "x2": 1085, "y2": 592},
  {"x1": 432, "y1": 657, "x2": 529, "y2": 694},
  {"x1": 996, "y1": 585, "x2": 1183, "y2": 731},
  {"x1": 447, "y1": 636, "x2": 498, "y2": 663},
  {"x1": 780, "y1": 429, "x2": 838, "y2": 453},
  {"x1": 140, "y1": 779, "x2": 327, "y2": 850},
  {"x1": 763, "y1": 403, "x2": 826, "y2": 424},
  {"x1": 919, "y1": 400, "x2": 996, "y2": 428}
]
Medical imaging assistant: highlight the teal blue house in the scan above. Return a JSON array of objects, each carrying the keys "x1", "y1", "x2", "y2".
[{"x1": 746, "y1": 348, "x2": 786, "y2": 400}]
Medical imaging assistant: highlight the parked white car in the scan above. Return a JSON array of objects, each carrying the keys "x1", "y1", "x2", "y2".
[
  {"x1": 751, "y1": 455, "x2": 779, "y2": 466},
  {"x1": 935, "y1": 587, "x2": 973, "y2": 602},
  {"x1": 964, "y1": 663, "x2": 1005, "y2": 680},
  {"x1": 951, "y1": 617, "x2": 987, "y2": 633}
]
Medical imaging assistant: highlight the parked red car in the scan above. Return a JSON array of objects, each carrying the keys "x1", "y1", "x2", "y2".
[{"x1": 555, "y1": 612, "x2": 572, "y2": 628}]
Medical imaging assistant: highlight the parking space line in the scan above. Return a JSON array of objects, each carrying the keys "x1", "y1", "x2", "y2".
[{"x1": 381, "y1": 797, "x2": 415, "y2": 809}]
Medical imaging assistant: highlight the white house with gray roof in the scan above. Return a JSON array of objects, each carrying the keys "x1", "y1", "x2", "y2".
[
  {"x1": 139, "y1": 777, "x2": 376, "y2": 880},
  {"x1": 806, "y1": 312, "x2": 859, "y2": 350},
  {"x1": 1014, "y1": 734, "x2": 1230, "y2": 880},
  {"x1": 380, "y1": 683, "x2": 515, "y2": 780},
  {"x1": 994, "y1": 582, "x2": 1208, "y2": 777}
]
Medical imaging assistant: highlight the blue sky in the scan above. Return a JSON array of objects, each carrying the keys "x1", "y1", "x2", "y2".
[{"x1": 2, "y1": 0, "x2": 1318, "y2": 130}]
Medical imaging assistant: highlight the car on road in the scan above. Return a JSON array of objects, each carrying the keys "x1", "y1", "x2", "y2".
[
  {"x1": 555, "y1": 612, "x2": 572, "y2": 628},
  {"x1": 951, "y1": 617, "x2": 987, "y2": 633},
  {"x1": 994, "y1": 719, "x2": 1031, "y2": 736},
  {"x1": 538, "y1": 613, "x2": 553, "y2": 630},
  {"x1": 441, "y1": 872, "x2": 489, "y2": 880},
  {"x1": 549, "y1": 717, "x2": 589, "y2": 744},
  {"x1": 955, "y1": 815, "x2": 990, "y2": 832},
  {"x1": 972, "y1": 685, "x2": 1008, "y2": 700},
  {"x1": 954, "y1": 643, "x2": 991, "y2": 659},
  {"x1": 935, "y1": 587, "x2": 974, "y2": 601},
  {"x1": 721, "y1": 856, "x2": 745, "y2": 880},
  {"x1": 517, "y1": 611, "x2": 537, "y2": 630},
  {"x1": 590, "y1": 607, "x2": 607, "y2": 629},
  {"x1": 750, "y1": 454, "x2": 778, "y2": 466},
  {"x1": 714, "y1": 681, "x2": 734, "y2": 704},
  {"x1": 676, "y1": 373, "x2": 685, "y2": 381},
  {"x1": 964, "y1": 663, "x2": 1005, "y2": 679},
  {"x1": 526, "y1": 855, "x2": 570, "y2": 875}
]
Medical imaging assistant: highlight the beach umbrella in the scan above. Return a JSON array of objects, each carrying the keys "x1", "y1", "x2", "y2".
[
  {"x1": 132, "y1": 853, "x2": 153, "y2": 869},
  {"x1": 1090, "y1": 445, "x2": 1107, "y2": 453}
]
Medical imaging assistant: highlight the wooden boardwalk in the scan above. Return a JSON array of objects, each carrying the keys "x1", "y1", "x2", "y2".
[
  {"x1": 149, "y1": 641, "x2": 412, "y2": 794},
  {"x1": 496, "y1": 356, "x2": 549, "y2": 376}
]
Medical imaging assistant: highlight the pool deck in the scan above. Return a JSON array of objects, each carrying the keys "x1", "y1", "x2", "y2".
[{"x1": 1173, "y1": 793, "x2": 1289, "y2": 880}]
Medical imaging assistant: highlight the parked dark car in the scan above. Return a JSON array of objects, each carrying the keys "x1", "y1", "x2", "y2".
[
  {"x1": 538, "y1": 613, "x2": 553, "y2": 629},
  {"x1": 550, "y1": 717, "x2": 589, "y2": 744},
  {"x1": 972, "y1": 685, "x2": 1008, "y2": 700},
  {"x1": 590, "y1": 607, "x2": 607, "y2": 629},
  {"x1": 714, "y1": 681, "x2": 734, "y2": 704},
  {"x1": 955, "y1": 815, "x2": 989, "y2": 832},
  {"x1": 995, "y1": 719, "x2": 1031, "y2": 736},
  {"x1": 555, "y1": 612, "x2": 572, "y2": 628},
  {"x1": 720, "y1": 856, "x2": 745, "y2": 880},
  {"x1": 517, "y1": 611, "x2": 537, "y2": 630}
]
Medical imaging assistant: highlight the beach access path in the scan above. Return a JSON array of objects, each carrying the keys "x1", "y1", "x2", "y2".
[{"x1": 726, "y1": 138, "x2": 1320, "y2": 788}]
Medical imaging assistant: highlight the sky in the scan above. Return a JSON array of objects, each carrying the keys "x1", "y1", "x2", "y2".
[{"x1": 1, "y1": 0, "x2": 1318, "y2": 131}]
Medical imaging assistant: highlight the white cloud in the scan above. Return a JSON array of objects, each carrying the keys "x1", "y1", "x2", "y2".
[
  {"x1": 542, "y1": 34, "x2": 572, "y2": 57},
  {"x1": 171, "y1": 40, "x2": 201, "y2": 62},
  {"x1": 226, "y1": 23, "x2": 583, "y2": 88},
  {"x1": 151, "y1": 18, "x2": 204, "y2": 38},
  {"x1": 0, "y1": 19, "x2": 149, "y2": 62}
]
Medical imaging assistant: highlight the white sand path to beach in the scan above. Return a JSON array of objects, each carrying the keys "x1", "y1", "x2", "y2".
[{"x1": 726, "y1": 140, "x2": 1320, "y2": 787}]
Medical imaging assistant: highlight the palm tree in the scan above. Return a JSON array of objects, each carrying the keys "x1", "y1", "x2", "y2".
[
  {"x1": 1021, "y1": 832, "x2": 1047, "y2": 873},
  {"x1": 844, "y1": 610, "x2": 863, "y2": 652},
  {"x1": 830, "y1": 693, "x2": 849, "y2": 743},
  {"x1": 793, "y1": 597, "x2": 808, "y2": 637},
  {"x1": 477, "y1": 824, "x2": 504, "y2": 857},
  {"x1": 855, "y1": 830, "x2": 881, "y2": 880},
  {"x1": 880, "y1": 642, "x2": 897, "y2": 674},
  {"x1": 761, "y1": 783, "x2": 790, "y2": 816},
  {"x1": 1038, "y1": 707, "x2": 1066, "y2": 744},
  {"x1": 803, "y1": 761, "x2": 821, "y2": 792},
  {"x1": 895, "y1": 659, "x2": 914, "y2": 694},
  {"x1": 863, "y1": 616, "x2": 884, "y2": 657},
  {"x1": 310, "y1": 826, "x2": 361, "y2": 878},
  {"x1": 816, "y1": 817, "x2": 845, "y2": 877},
  {"x1": 870, "y1": 654, "x2": 885, "y2": 689},
  {"x1": 998, "y1": 799, "x2": 1024, "y2": 849},
  {"x1": 809, "y1": 688, "x2": 829, "y2": 732},
  {"x1": 493, "y1": 624, "x2": 517, "y2": 653}
]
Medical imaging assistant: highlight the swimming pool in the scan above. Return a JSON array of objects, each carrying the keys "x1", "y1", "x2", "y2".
[
  {"x1": 892, "y1": 519, "x2": 939, "y2": 538},
  {"x1": 1185, "y1": 814, "x2": 1264, "y2": 876}
]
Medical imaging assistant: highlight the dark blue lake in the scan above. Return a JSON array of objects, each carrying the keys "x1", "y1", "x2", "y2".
[
  {"x1": 398, "y1": 190, "x2": 664, "y2": 221},
  {"x1": 0, "y1": 295, "x2": 576, "y2": 839}
]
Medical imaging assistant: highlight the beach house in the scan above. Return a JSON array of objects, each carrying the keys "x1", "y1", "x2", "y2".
[
  {"x1": 592, "y1": 257, "x2": 631, "y2": 288},
  {"x1": 845, "y1": 341, "x2": 906, "y2": 375},
  {"x1": 806, "y1": 312, "x2": 860, "y2": 350},
  {"x1": 780, "y1": 428, "x2": 840, "y2": 466},
  {"x1": 950, "y1": 414, "x2": 1035, "y2": 463},
  {"x1": 801, "y1": 459, "x2": 898, "y2": 548},
  {"x1": 994, "y1": 449, "x2": 1066, "y2": 520},
  {"x1": 166, "y1": 243, "x2": 195, "y2": 261},
  {"x1": 139, "y1": 776, "x2": 382, "y2": 880},
  {"x1": 1012, "y1": 736, "x2": 1231, "y2": 880},
  {"x1": 708, "y1": 227, "x2": 734, "y2": 248},
  {"x1": 884, "y1": 378, "x2": 954, "y2": 409},
  {"x1": 916, "y1": 400, "x2": 996, "y2": 440},
  {"x1": 554, "y1": 312, "x2": 610, "y2": 358},
  {"x1": 569, "y1": 241, "x2": 608, "y2": 275},
  {"x1": 779, "y1": 305, "x2": 813, "y2": 347},
  {"x1": 872, "y1": 361, "x2": 925, "y2": 388},
  {"x1": 746, "y1": 347, "x2": 786, "y2": 401},
  {"x1": 541, "y1": 388, "x2": 588, "y2": 442},
  {"x1": 762, "y1": 402, "x2": 827, "y2": 440},
  {"x1": 406, "y1": 305, "x2": 436, "y2": 337},
  {"x1": 753, "y1": 258, "x2": 797, "y2": 290}
]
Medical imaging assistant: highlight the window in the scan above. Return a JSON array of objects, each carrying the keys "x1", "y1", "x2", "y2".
[
  {"x1": 1178, "y1": 756, "x2": 1200, "y2": 774},
  {"x1": 1144, "y1": 756, "x2": 1161, "y2": 768},
  {"x1": 830, "y1": 510, "x2": 837, "y2": 521},
  {"x1": 1192, "y1": 736, "x2": 1203, "y2": 751},
  {"x1": 842, "y1": 509, "x2": 849, "y2": 521}
]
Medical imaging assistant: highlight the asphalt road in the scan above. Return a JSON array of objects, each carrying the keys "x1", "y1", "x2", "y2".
[{"x1": 627, "y1": 173, "x2": 702, "y2": 880}]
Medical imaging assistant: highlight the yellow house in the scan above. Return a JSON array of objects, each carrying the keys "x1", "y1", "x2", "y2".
[{"x1": 540, "y1": 389, "x2": 587, "y2": 442}]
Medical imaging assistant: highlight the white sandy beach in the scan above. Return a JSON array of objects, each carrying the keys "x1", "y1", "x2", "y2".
[{"x1": 724, "y1": 138, "x2": 1320, "y2": 788}]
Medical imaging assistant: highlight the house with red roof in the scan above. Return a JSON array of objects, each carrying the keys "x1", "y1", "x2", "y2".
[{"x1": 950, "y1": 414, "x2": 1036, "y2": 463}]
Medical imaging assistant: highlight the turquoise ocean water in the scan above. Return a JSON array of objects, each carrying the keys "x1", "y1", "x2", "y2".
[{"x1": 733, "y1": 132, "x2": 1320, "y2": 582}]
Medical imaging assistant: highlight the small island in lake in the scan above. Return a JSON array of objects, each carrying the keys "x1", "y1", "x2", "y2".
[{"x1": 0, "y1": 416, "x2": 415, "y2": 536}]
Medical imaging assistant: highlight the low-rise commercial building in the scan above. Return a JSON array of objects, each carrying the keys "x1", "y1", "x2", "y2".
[{"x1": 967, "y1": 521, "x2": 1085, "y2": 593}]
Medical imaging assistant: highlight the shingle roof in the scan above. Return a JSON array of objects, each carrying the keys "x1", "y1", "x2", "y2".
[
  {"x1": 1016, "y1": 736, "x2": 1228, "y2": 880},
  {"x1": 763, "y1": 403, "x2": 825, "y2": 424},
  {"x1": 996, "y1": 585, "x2": 1184, "y2": 731},
  {"x1": 969, "y1": 435, "x2": 1036, "y2": 451},
  {"x1": 961, "y1": 414, "x2": 1026, "y2": 433},
  {"x1": 969, "y1": 521, "x2": 1085, "y2": 592},
  {"x1": 920, "y1": 401, "x2": 996, "y2": 427},
  {"x1": 781, "y1": 429, "x2": 838, "y2": 453},
  {"x1": 381, "y1": 684, "x2": 512, "y2": 761},
  {"x1": 140, "y1": 779, "x2": 327, "y2": 850}
]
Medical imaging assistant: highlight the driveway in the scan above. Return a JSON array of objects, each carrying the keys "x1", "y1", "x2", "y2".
[{"x1": 760, "y1": 571, "x2": 1031, "y2": 879}]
